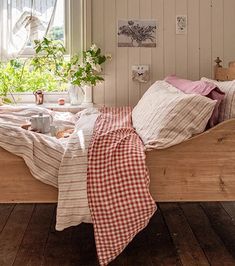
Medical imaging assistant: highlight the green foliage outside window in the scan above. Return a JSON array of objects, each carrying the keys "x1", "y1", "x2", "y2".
[{"x1": 0, "y1": 38, "x2": 110, "y2": 104}]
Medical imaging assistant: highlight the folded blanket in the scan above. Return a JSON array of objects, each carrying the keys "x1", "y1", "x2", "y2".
[{"x1": 87, "y1": 107, "x2": 157, "y2": 266}]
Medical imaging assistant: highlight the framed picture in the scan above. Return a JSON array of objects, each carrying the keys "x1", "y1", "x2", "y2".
[
  {"x1": 176, "y1": 15, "x2": 187, "y2": 35},
  {"x1": 117, "y1": 19, "x2": 157, "y2": 47}
]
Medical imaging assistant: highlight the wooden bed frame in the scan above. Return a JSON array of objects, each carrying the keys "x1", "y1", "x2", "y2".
[
  {"x1": 214, "y1": 56, "x2": 235, "y2": 81},
  {"x1": 1, "y1": 58, "x2": 235, "y2": 203}
]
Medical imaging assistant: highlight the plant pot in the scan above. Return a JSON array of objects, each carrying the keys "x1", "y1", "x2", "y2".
[
  {"x1": 83, "y1": 85, "x2": 93, "y2": 104},
  {"x1": 68, "y1": 84, "x2": 84, "y2": 105}
]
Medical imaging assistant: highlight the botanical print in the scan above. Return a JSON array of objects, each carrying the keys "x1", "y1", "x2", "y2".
[
  {"x1": 118, "y1": 20, "x2": 157, "y2": 47},
  {"x1": 176, "y1": 15, "x2": 187, "y2": 34}
]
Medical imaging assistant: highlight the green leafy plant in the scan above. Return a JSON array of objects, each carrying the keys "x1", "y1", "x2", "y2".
[
  {"x1": 0, "y1": 38, "x2": 67, "y2": 103},
  {"x1": 65, "y1": 44, "x2": 111, "y2": 87},
  {"x1": 32, "y1": 37, "x2": 66, "y2": 80},
  {"x1": 0, "y1": 58, "x2": 64, "y2": 103},
  {"x1": 0, "y1": 39, "x2": 110, "y2": 103}
]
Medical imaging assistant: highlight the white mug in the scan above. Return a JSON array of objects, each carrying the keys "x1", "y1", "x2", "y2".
[{"x1": 31, "y1": 113, "x2": 52, "y2": 133}]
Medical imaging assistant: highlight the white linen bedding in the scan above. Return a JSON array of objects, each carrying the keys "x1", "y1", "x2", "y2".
[
  {"x1": 132, "y1": 80, "x2": 217, "y2": 149},
  {"x1": 0, "y1": 105, "x2": 98, "y2": 230}
]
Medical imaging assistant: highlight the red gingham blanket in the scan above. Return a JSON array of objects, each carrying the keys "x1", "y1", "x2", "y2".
[{"x1": 87, "y1": 107, "x2": 157, "y2": 265}]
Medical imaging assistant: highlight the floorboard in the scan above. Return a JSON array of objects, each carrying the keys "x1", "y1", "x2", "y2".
[
  {"x1": 0, "y1": 204, "x2": 15, "y2": 233},
  {"x1": 0, "y1": 204, "x2": 35, "y2": 266},
  {"x1": 125, "y1": 225, "x2": 154, "y2": 266},
  {"x1": 70, "y1": 223, "x2": 99, "y2": 266},
  {"x1": 41, "y1": 211, "x2": 77, "y2": 266},
  {"x1": 201, "y1": 202, "x2": 235, "y2": 260},
  {"x1": 145, "y1": 207, "x2": 182, "y2": 265},
  {"x1": 0, "y1": 202, "x2": 235, "y2": 266},
  {"x1": 180, "y1": 202, "x2": 235, "y2": 265},
  {"x1": 13, "y1": 204, "x2": 55, "y2": 266},
  {"x1": 221, "y1": 202, "x2": 235, "y2": 222},
  {"x1": 160, "y1": 203, "x2": 210, "y2": 266}
]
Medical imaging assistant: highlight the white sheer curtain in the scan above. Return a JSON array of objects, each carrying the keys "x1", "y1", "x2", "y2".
[{"x1": 0, "y1": 0, "x2": 57, "y2": 61}]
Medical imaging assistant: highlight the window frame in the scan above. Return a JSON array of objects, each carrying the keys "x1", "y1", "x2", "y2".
[
  {"x1": 5, "y1": 0, "x2": 92, "y2": 103},
  {"x1": 18, "y1": 0, "x2": 91, "y2": 57},
  {"x1": 20, "y1": 0, "x2": 69, "y2": 57},
  {"x1": 20, "y1": 0, "x2": 74, "y2": 57}
]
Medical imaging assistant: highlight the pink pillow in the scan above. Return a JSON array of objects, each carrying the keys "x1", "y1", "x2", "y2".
[{"x1": 165, "y1": 75, "x2": 225, "y2": 127}]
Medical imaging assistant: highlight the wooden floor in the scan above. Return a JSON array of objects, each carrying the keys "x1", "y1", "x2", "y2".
[{"x1": 1, "y1": 203, "x2": 235, "y2": 266}]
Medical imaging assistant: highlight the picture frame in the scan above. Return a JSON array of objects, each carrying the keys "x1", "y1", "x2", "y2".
[
  {"x1": 117, "y1": 19, "x2": 157, "y2": 48},
  {"x1": 176, "y1": 15, "x2": 187, "y2": 35}
]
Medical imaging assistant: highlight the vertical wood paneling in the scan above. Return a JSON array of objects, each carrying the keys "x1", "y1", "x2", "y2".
[
  {"x1": 92, "y1": 0, "x2": 235, "y2": 106},
  {"x1": 139, "y1": 0, "x2": 152, "y2": 97},
  {"x1": 128, "y1": 0, "x2": 140, "y2": 106},
  {"x1": 175, "y1": 0, "x2": 188, "y2": 78},
  {"x1": 199, "y1": 0, "x2": 212, "y2": 78},
  {"x1": 116, "y1": 0, "x2": 129, "y2": 107},
  {"x1": 224, "y1": 0, "x2": 235, "y2": 66},
  {"x1": 151, "y1": 0, "x2": 164, "y2": 81},
  {"x1": 92, "y1": 0, "x2": 105, "y2": 105},
  {"x1": 187, "y1": 0, "x2": 200, "y2": 80},
  {"x1": 212, "y1": 0, "x2": 224, "y2": 71},
  {"x1": 164, "y1": 0, "x2": 176, "y2": 76},
  {"x1": 104, "y1": 0, "x2": 116, "y2": 106}
]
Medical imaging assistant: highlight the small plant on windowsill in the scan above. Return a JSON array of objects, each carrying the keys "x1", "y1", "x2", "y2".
[
  {"x1": 64, "y1": 44, "x2": 111, "y2": 105},
  {"x1": 67, "y1": 44, "x2": 111, "y2": 86}
]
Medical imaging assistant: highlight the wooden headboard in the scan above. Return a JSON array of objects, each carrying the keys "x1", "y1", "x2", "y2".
[{"x1": 214, "y1": 57, "x2": 235, "y2": 81}]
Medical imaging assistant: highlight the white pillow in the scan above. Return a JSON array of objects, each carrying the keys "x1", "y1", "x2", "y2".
[
  {"x1": 201, "y1": 77, "x2": 235, "y2": 122},
  {"x1": 132, "y1": 80, "x2": 217, "y2": 149}
]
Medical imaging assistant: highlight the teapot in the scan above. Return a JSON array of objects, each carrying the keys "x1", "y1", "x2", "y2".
[{"x1": 30, "y1": 113, "x2": 52, "y2": 133}]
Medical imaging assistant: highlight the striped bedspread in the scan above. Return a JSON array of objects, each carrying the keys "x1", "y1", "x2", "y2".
[{"x1": 0, "y1": 105, "x2": 98, "y2": 230}]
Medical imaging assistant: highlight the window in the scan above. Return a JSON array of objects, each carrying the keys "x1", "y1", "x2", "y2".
[
  {"x1": 0, "y1": 0, "x2": 91, "y2": 101},
  {"x1": 21, "y1": 0, "x2": 67, "y2": 56},
  {"x1": 0, "y1": 0, "x2": 68, "y2": 58},
  {"x1": 0, "y1": 0, "x2": 86, "y2": 60},
  {"x1": 48, "y1": 0, "x2": 65, "y2": 42}
]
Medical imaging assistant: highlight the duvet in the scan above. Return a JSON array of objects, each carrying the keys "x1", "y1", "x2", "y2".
[{"x1": 0, "y1": 105, "x2": 156, "y2": 265}]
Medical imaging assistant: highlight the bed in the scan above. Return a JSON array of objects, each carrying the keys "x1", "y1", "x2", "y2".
[{"x1": 1, "y1": 58, "x2": 235, "y2": 203}]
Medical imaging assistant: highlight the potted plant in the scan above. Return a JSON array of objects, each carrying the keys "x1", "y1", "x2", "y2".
[
  {"x1": 65, "y1": 44, "x2": 111, "y2": 105},
  {"x1": 32, "y1": 40, "x2": 111, "y2": 105}
]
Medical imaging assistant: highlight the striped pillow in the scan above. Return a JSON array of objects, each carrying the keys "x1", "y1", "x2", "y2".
[
  {"x1": 201, "y1": 77, "x2": 235, "y2": 122},
  {"x1": 132, "y1": 80, "x2": 217, "y2": 149}
]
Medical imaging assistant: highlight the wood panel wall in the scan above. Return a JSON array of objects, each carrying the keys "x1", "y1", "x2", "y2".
[{"x1": 91, "y1": 0, "x2": 235, "y2": 107}]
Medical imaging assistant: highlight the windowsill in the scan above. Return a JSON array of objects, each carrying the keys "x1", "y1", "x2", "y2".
[
  {"x1": 8, "y1": 91, "x2": 69, "y2": 104},
  {"x1": 7, "y1": 89, "x2": 95, "y2": 113},
  {"x1": 15, "y1": 102, "x2": 95, "y2": 113}
]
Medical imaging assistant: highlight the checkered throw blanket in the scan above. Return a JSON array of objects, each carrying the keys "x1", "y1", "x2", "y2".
[{"x1": 87, "y1": 107, "x2": 157, "y2": 266}]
